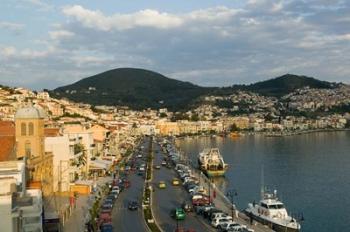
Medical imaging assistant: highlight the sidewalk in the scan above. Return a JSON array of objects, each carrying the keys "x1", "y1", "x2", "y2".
[
  {"x1": 62, "y1": 176, "x2": 113, "y2": 232},
  {"x1": 63, "y1": 195, "x2": 89, "y2": 232},
  {"x1": 192, "y1": 168, "x2": 273, "y2": 232}
]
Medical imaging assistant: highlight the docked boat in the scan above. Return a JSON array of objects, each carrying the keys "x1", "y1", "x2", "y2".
[
  {"x1": 230, "y1": 132, "x2": 240, "y2": 138},
  {"x1": 244, "y1": 189, "x2": 301, "y2": 232},
  {"x1": 198, "y1": 148, "x2": 228, "y2": 177}
]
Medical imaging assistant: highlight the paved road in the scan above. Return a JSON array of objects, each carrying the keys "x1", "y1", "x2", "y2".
[
  {"x1": 112, "y1": 139, "x2": 149, "y2": 232},
  {"x1": 151, "y1": 142, "x2": 213, "y2": 232}
]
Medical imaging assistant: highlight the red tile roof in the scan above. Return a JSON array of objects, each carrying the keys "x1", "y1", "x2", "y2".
[
  {"x1": 44, "y1": 128, "x2": 60, "y2": 137},
  {"x1": 0, "y1": 121, "x2": 15, "y2": 136},
  {"x1": 0, "y1": 121, "x2": 16, "y2": 161}
]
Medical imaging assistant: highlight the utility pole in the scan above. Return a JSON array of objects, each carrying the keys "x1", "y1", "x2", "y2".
[{"x1": 227, "y1": 189, "x2": 238, "y2": 219}]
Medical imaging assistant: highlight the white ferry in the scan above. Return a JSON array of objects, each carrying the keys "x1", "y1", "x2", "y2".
[{"x1": 244, "y1": 189, "x2": 301, "y2": 232}]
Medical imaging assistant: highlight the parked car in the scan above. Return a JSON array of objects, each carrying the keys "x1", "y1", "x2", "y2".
[
  {"x1": 100, "y1": 223, "x2": 113, "y2": 232},
  {"x1": 192, "y1": 196, "x2": 210, "y2": 206},
  {"x1": 98, "y1": 212, "x2": 112, "y2": 226},
  {"x1": 102, "y1": 201, "x2": 113, "y2": 209},
  {"x1": 195, "y1": 204, "x2": 216, "y2": 216},
  {"x1": 211, "y1": 212, "x2": 233, "y2": 221},
  {"x1": 218, "y1": 222, "x2": 243, "y2": 232},
  {"x1": 211, "y1": 217, "x2": 233, "y2": 228},
  {"x1": 154, "y1": 165, "x2": 161, "y2": 169}
]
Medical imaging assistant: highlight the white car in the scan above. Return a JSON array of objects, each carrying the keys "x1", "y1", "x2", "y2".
[
  {"x1": 218, "y1": 222, "x2": 242, "y2": 231},
  {"x1": 211, "y1": 217, "x2": 233, "y2": 228},
  {"x1": 211, "y1": 212, "x2": 233, "y2": 221}
]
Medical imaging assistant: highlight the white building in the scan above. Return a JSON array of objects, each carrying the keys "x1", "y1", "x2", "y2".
[
  {"x1": 45, "y1": 135, "x2": 77, "y2": 192},
  {"x1": 0, "y1": 160, "x2": 43, "y2": 232}
]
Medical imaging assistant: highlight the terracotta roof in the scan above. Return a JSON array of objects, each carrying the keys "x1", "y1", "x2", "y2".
[
  {"x1": 0, "y1": 121, "x2": 15, "y2": 136},
  {"x1": 0, "y1": 136, "x2": 16, "y2": 162},
  {"x1": 44, "y1": 128, "x2": 60, "y2": 137}
]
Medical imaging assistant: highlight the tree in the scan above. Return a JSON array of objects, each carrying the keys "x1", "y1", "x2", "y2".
[
  {"x1": 159, "y1": 112, "x2": 167, "y2": 118},
  {"x1": 74, "y1": 143, "x2": 87, "y2": 168},
  {"x1": 190, "y1": 114, "x2": 199, "y2": 121},
  {"x1": 229, "y1": 123, "x2": 240, "y2": 132}
]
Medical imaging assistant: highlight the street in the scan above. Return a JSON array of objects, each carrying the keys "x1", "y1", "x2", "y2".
[
  {"x1": 151, "y1": 142, "x2": 213, "y2": 232},
  {"x1": 112, "y1": 139, "x2": 149, "y2": 232}
]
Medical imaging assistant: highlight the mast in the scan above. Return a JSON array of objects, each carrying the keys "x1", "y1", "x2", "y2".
[{"x1": 260, "y1": 165, "x2": 265, "y2": 199}]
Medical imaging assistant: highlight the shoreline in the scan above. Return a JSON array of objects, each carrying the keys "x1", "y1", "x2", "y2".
[{"x1": 175, "y1": 128, "x2": 350, "y2": 139}]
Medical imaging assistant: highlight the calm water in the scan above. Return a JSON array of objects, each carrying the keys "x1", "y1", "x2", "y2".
[{"x1": 176, "y1": 131, "x2": 350, "y2": 232}]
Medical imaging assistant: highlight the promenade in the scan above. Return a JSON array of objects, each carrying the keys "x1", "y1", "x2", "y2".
[{"x1": 63, "y1": 176, "x2": 112, "y2": 232}]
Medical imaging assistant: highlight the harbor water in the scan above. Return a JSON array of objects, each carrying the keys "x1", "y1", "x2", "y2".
[{"x1": 176, "y1": 131, "x2": 350, "y2": 232}]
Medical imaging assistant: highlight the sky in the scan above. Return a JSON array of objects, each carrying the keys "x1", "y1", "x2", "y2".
[{"x1": 0, "y1": 0, "x2": 349, "y2": 90}]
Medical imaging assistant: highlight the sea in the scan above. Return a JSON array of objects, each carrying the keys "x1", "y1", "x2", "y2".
[{"x1": 176, "y1": 131, "x2": 350, "y2": 232}]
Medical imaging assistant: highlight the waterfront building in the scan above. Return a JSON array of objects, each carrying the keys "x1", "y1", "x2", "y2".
[{"x1": 156, "y1": 121, "x2": 180, "y2": 136}]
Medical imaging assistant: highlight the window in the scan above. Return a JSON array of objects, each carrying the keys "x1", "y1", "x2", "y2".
[
  {"x1": 25, "y1": 141, "x2": 31, "y2": 157},
  {"x1": 261, "y1": 203, "x2": 268, "y2": 209},
  {"x1": 21, "y1": 123, "x2": 26, "y2": 136},
  {"x1": 29, "y1": 122, "x2": 34, "y2": 135}
]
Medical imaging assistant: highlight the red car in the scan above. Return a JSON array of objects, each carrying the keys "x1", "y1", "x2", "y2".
[
  {"x1": 192, "y1": 197, "x2": 210, "y2": 206},
  {"x1": 123, "y1": 180, "x2": 131, "y2": 188},
  {"x1": 98, "y1": 212, "x2": 112, "y2": 226}
]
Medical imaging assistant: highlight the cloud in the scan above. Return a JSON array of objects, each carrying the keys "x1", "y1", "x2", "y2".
[
  {"x1": 2, "y1": 1, "x2": 350, "y2": 90},
  {"x1": 0, "y1": 21, "x2": 24, "y2": 33},
  {"x1": 0, "y1": 46, "x2": 17, "y2": 57},
  {"x1": 22, "y1": 0, "x2": 53, "y2": 11},
  {"x1": 49, "y1": 30, "x2": 75, "y2": 40},
  {"x1": 62, "y1": 5, "x2": 184, "y2": 31}
]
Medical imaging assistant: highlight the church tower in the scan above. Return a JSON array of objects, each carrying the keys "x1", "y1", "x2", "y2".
[{"x1": 15, "y1": 106, "x2": 53, "y2": 195}]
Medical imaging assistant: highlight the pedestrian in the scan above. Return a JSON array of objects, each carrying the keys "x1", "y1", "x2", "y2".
[{"x1": 249, "y1": 211, "x2": 253, "y2": 225}]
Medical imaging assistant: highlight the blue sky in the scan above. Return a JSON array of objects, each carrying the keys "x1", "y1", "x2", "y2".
[{"x1": 0, "y1": 0, "x2": 349, "y2": 89}]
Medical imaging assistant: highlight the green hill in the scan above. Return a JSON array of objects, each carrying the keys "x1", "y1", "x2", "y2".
[
  {"x1": 232, "y1": 74, "x2": 337, "y2": 97},
  {"x1": 51, "y1": 68, "x2": 211, "y2": 110},
  {"x1": 51, "y1": 70, "x2": 338, "y2": 110}
]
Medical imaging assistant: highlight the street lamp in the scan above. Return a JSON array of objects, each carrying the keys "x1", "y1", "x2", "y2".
[{"x1": 226, "y1": 189, "x2": 238, "y2": 220}]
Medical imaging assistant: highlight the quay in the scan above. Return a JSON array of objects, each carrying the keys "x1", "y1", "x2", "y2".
[{"x1": 157, "y1": 137, "x2": 273, "y2": 232}]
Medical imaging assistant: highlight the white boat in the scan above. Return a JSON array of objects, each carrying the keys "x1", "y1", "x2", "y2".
[
  {"x1": 244, "y1": 189, "x2": 301, "y2": 232},
  {"x1": 198, "y1": 148, "x2": 228, "y2": 177}
]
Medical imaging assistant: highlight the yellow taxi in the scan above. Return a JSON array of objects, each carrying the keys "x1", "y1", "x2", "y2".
[
  {"x1": 172, "y1": 178, "x2": 180, "y2": 186},
  {"x1": 158, "y1": 181, "x2": 166, "y2": 189}
]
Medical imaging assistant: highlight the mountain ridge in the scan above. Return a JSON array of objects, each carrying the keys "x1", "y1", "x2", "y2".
[{"x1": 50, "y1": 68, "x2": 340, "y2": 110}]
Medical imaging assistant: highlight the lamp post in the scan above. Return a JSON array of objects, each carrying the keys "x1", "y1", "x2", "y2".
[{"x1": 226, "y1": 189, "x2": 238, "y2": 219}]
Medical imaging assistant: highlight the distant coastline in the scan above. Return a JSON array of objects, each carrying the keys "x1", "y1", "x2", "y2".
[{"x1": 175, "y1": 128, "x2": 350, "y2": 139}]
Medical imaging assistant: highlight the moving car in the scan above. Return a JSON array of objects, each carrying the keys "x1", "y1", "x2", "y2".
[
  {"x1": 172, "y1": 178, "x2": 180, "y2": 186},
  {"x1": 128, "y1": 201, "x2": 139, "y2": 211},
  {"x1": 154, "y1": 165, "x2": 161, "y2": 169},
  {"x1": 181, "y1": 202, "x2": 193, "y2": 212},
  {"x1": 158, "y1": 181, "x2": 166, "y2": 189},
  {"x1": 171, "y1": 208, "x2": 186, "y2": 220}
]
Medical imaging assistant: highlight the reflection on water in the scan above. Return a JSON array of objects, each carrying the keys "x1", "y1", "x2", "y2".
[{"x1": 177, "y1": 132, "x2": 350, "y2": 232}]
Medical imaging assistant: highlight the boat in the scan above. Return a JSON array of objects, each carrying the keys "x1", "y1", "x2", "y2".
[
  {"x1": 197, "y1": 148, "x2": 228, "y2": 177},
  {"x1": 230, "y1": 132, "x2": 240, "y2": 138},
  {"x1": 244, "y1": 189, "x2": 301, "y2": 232}
]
